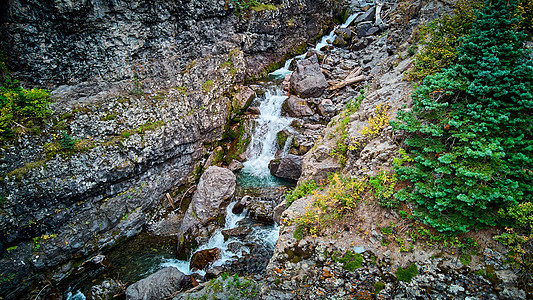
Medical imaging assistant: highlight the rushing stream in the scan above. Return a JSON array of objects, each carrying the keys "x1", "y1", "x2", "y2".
[{"x1": 65, "y1": 13, "x2": 358, "y2": 299}]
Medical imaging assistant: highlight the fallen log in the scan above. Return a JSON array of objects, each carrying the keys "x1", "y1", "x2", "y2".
[{"x1": 328, "y1": 67, "x2": 366, "y2": 91}]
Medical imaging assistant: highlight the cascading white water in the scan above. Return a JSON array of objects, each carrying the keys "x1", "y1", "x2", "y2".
[
  {"x1": 160, "y1": 201, "x2": 248, "y2": 275},
  {"x1": 241, "y1": 87, "x2": 293, "y2": 179},
  {"x1": 66, "y1": 13, "x2": 361, "y2": 300},
  {"x1": 271, "y1": 11, "x2": 361, "y2": 80}
]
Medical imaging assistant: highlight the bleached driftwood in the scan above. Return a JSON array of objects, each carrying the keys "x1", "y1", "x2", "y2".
[
  {"x1": 375, "y1": 0, "x2": 384, "y2": 27},
  {"x1": 328, "y1": 67, "x2": 366, "y2": 91},
  {"x1": 166, "y1": 193, "x2": 175, "y2": 209}
]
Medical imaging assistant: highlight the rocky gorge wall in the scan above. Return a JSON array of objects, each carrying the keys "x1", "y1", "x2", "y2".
[
  {"x1": 175, "y1": 0, "x2": 529, "y2": 299},
  {"x1": 0, "y1": 0, "x2": 349, "y2": 298}
]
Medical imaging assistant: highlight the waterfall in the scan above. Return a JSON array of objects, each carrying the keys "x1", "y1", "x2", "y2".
[
  {"x1": 272, "y1": 11, "x2": 362, "y2": 80},
  {"x1": 160, "y1": 201, "x2": 248, "y2": 275},
  {"x1": 65, "y1": 12, "x2": 361, "y2": 299},
  {"x1": 241, "y1": 87, "x2": 293, "y2": 180}
]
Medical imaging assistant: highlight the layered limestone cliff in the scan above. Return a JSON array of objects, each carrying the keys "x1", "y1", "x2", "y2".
[{"x1": 0, "y1": 0, "x2": 348, "y2": 297}]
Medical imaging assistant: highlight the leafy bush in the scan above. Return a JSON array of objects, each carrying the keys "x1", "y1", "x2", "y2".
[
  {"x1": 288, "y1": 174, "x2": 367, "y2": 237},
  {"x1": 286, "y1": 180, "x2": 317, "y2": 207},
  {"x1": 369, "y1": 171, "x2": 399, "y2": 208},
  {"x1": 0, "y1": 52, "x2": 51, "y2": 142},
  {"x1": 393, "y1": 0, "x2": 533, "y2": 233},
  {"x1": 406, "y1": 0, "x2": 483, "y2": 81},
  {"x1": 395, "y1": 263, "x2": 418, "y2": 282}
]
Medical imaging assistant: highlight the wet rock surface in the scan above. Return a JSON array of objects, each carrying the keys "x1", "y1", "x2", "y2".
[
  {"x1": 178, "y1": 166, "x2": 236, "y2": 254},
  {"x1": 281, "y1": 96, "x2": 315, "y2": 117},
  {"x1": 269, "y1": 154, "x2": 303, "y2": 181},
  {"x1": 222, "y1": 227, "x2": 252, "y2": 240},
  {"x1": 190, "y1": 248, "x2": 222, "y2": 271}
]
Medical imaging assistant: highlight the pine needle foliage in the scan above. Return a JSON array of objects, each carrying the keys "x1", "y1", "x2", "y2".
[{"x1": 393, "y1": 0, "x2": 533, "y2": 233}]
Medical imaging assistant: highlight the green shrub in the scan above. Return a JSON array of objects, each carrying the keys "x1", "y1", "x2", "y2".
[
  {"x1": 202, "y1": 80, "x2": 214, "y2": 92},
  {"x1": 406, "y1": 0, "x2": 483, "y2": 81},
  {"x1": 332, "y1": 250, "x2": 363, "y2": 271},
  {"x1": 60, "y1": 131, "x2": 76, "y2": 150},
  {"x1": 286, "y1": 180, "x2": 317, "y2": 207},
  {"x1": 395, "y1": 263, "x2": 418, "y2": 282},
  {"x1": 393, "y1": 0, "x2": 533, "y2": 233},
  {"x1": 0, "y1": 51, "x2": 52, "y2": 142},
  {"x1": 369, "y1": 171, "x2": 399, "y2": 208}
]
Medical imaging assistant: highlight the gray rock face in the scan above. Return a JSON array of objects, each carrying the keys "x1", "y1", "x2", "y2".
[
  {"x1": 273, "y1": 199, "x2": 288, "y2": 225},
  {"x1": 228, "y1": 159, "x2": 244, "y2": 172},
  {"x1": 0, "y1": 0, "x2": 348, "y2": 296},
  {"x1": 356, "y1": 21, "x2": 374, "y2": 37},
  {"x1": 318, "y1": 99, "x2": 336, "y2": 116},
  {"x1": 289, "y1": 55, "x2": 328, "y2": 98},
  {"x1": 269, "y1": 154, "x2": 303, "y2": 181},
  {"x1": 90, "y1": 279, "x2": 122, "y2": 300},
  {"x1": 179, "y1": 166, "x2": 236, "y2": 236},
  {"x1": 248, "y1": 199, "x2": 276, "y2": 225},
  {"x1": 355, "y1": 6, "x2": 376, "y2": 23},
  {"x1": 125, "y1": 267, "x2": 191, "y2": 300},
  {"x1": 0, "y1": 0, "x2": 345, "y2": 86},
  {"x1": 233, "y1": 86, "x2": 256, "y2": 112},
  {"x1": 281, "y1": 96, "x2": 315, "y2": 117},
  {"x1": 222, "y1": 227, "x2": 251, "y2": 240}
]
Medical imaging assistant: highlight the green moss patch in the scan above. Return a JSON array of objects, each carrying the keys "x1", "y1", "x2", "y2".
[{"x1": 395, "y1": 263, "x2": 418, "y2": 282}]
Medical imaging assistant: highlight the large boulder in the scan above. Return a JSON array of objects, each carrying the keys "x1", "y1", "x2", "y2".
[
  {"x1": 281, "y1": 95, "x2": 315, "y2": 117},
  {"x1": 125, "y1": 267, "x2": 191, "y2": 300},
  {"x1": 233, "y1": 86, "x2": 255, "y2": 112},
  {"x1": 178, "y1": 166, "x2": 236, "y2": 250},
  {"x1": 222, "y1": 227, "x2": 252, "y2": 240},
  {"x1": 356, "y1": 21, "x2": 373, "y2": 37},
  {"x1": 269, "y1": 154, "x2": 303, "y2": 181},
  {"x1": 248, "y1": 199, "x2": 275, "y2": 225},
  {"x1": 355, "y1": 6, "x2": 376, "y2": 23},
  {"x1": 289, "y1": 55, "x2": 328, "y2": 98},
  {"x1": 190, "y1": 248, "x2": 221, "y2": 271}
]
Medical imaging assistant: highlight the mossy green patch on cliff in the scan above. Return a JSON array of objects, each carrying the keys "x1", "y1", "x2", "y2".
[
  {"x1": 276, "y1": 130, "x2": 288, "y2": 149},
  {"x1": 395, "y1": 263, "x2": 418, "y2": 282},
  {"x1": 120, "y1": 120, "x2": 165, "y2": 139},
  {"x1": 250, "y1": 3, "x2": 277, "y2": 12},
  {"x1": 100, "y1": 112, "x2": 117, "y2": 121},
  {"x1": 202, "y1": 80, "x2": 214, "y2": 92},
  {"x1": 220, "y1": 120, "x2": 250, "y2": 164},
  {"x1": 332, "y1": 250, "x2": 363, "y2": 271},
  {"x1": 2, "y1": 159, "x2": 48, "y2": 181},
  {"x1": 374, "y1": 281, "x2": 385, "y2": 294}
]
